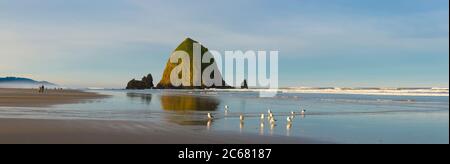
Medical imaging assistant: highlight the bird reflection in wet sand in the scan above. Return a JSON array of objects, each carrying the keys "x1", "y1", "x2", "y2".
[
  {"x1": 259, "y1": 122, "x2": 265, "y2": 135},
  {"x1": 239, "y1": 114, "x2": 245, "y2": 133},
  {"x1": 207, "y1": 120, "x2": 212, "y2": 131},
  {"x1": 270, "y1": 123, "x2": 276, "y2": 136},
  {"x1": 240, "y1": 121, "x2": 244, "y2": 133},
  {"x1": 160, "y1": 94, "x2": 219, "y2": 126},
  {"x1": 286, "y1": 123, "x2": 292, "y2": 136}
]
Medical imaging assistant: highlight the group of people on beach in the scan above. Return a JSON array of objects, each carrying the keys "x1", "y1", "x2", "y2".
[{"x1": 38, "y1": 85, "x2": 45, "y2": 93}]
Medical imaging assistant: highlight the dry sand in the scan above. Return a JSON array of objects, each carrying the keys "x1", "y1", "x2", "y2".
[{"x1": 0, "y1": 88, "x2": 108, "y2": 107}]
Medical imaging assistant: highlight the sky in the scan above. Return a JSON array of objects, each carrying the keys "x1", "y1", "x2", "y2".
[{"x1": 0, "y1": 0, "x2": 448, "y2": 88}]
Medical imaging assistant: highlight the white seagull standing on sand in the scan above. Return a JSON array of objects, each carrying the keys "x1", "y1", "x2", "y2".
[
  {"x1": 301, "y1": 109, "x2": 306, "y2": 115},
  {"x1": 225, "y1": 105, "x2": 229, "y2": 113},
  {"x1": 269, "y1": 117, "x2": 277, "y2": 124},
  {"x1": 287, "y1": 116, "x2": 293, "y2": 123},
  {"x1": 207, "y1": 113, "x2": 214, "y2": 120},
  {"x1": 267, "y1": 109, "x2": 274, "y2": 121}
]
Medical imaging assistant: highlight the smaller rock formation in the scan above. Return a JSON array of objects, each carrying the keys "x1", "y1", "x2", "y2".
[
  {"x1": 126, "y1": 74, "x2": 154, "y2": 89},
  {"x1": 241, "y1": 80, "x2": 248, "y2": 89},
  {"x1": 142, "y1": 74, "x2": 154, "y2": 88}
]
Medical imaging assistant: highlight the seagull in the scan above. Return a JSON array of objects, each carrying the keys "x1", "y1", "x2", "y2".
[
  {"x1": 240, "y1": 114, "x2": 245, "y2": 122},
  {"x1": 301, "y1": 109, "x2": 306, "y2": 115},
  {"x1": 268, "y1": 113, "x2": 274, "y2": 122},
  {"x1": 291, "y1": 111, "x2": 296, "y2": 116},
  {"x1": 287, "y1": 116, "x2": 293, "y2": 123},
  {"x1": 224, "y1": 106, "x2": 231, "y2": 116},
  {"x1": 269, "y1": 117, "x2": 277, "y2": 124},
  {"x1": 207, "y1": 113, "x2": 214, "y2": 120},
  {"x1": 260, "y1": 114, "x2": 265, "y2": 120}
]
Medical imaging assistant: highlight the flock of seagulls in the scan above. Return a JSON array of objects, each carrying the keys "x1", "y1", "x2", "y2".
[{"x1": 207, "y1": 105, "x2": 307, "y2": 130}]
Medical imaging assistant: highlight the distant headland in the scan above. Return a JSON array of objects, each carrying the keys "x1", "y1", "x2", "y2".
[{"x1": 0, "y1": 77, "x2": 58, "y2": 88}]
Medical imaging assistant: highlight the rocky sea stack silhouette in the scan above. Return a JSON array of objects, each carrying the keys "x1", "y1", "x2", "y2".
[
  {"x1": 126, "y1": 74, "x2": 154, "y2": 89},
  {"x1": 156, "y1": 38, "x2": 232, "y2": 89},
  {"x1": 241, "y1": 79, "x2": 248, "y2": 89}
]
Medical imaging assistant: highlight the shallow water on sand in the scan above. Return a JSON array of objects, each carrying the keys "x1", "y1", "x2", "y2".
[{"x1": 0, "y1": 89, "x2": 448, "y2": 144}]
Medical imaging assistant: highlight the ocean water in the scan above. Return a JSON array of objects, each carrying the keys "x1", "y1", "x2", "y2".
[{"x1": 0, "y1": 89, "x2": 448, "y2": 144}]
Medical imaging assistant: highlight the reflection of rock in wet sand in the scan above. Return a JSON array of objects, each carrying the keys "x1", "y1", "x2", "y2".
[
  {"x1": 160, "y1": 94, "x2": 219, "y2": 112},
  {"x1": 126, "y1": 93, "x2": 153, "y2": 105},
  {"x1": 160, "y1": 94, "x2": 219, "y2": 126}
]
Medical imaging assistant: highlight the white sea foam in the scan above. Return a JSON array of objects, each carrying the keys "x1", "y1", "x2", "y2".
[
  {"x1": 282, "y1": 87, "x2": 449, "y2": 97},
  {"x1": 211, "y1": 87, "x2": 449, "y2": 97}
]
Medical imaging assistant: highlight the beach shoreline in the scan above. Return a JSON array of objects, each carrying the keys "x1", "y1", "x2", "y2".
[
  {"x1": 1, "y1": 88, "x2": 446, "y2": 144},
  {"x1": 0, "y1": 88, "x2": 325, "y2": 144},
  {"x1": 0, "y1": 118, "x2": 324, "y2": 144},
  {"x1": 0, "y1": 88, "x2": 109, "y2": 107}
]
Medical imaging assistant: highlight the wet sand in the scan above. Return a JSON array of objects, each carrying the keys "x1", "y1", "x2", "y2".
[
  {"x1": 0, "y1": 88, "x2": 108, "y2": 107},
  {"x1": 0, "y1": 118, "x2": 322, "y2": 144},
  {"x1": 0, "y1": 88, "x2": 324, "y2": 144}
]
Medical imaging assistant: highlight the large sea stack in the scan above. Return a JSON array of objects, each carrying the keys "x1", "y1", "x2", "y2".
[{"x1": 156, "y1": 38, "x2": 231, "y2": 89}]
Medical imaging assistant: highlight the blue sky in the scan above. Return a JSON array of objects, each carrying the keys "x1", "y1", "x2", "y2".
[{"x1": 0, "y1": 0, "x2": 448, "y2": 88}]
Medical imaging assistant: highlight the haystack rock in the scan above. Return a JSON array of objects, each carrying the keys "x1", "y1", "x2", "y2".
[{"x1": 156, "y1": 38, "x2": 232, "y2": 89}]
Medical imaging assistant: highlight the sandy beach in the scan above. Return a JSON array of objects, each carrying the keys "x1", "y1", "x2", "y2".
[
  {"x1": 0, "y1": 88, "x2": 447, "y2": 144},
  {"x1": 0, "y1": 88, "x2": 319, "y2": 144},
  {"x1": 0, "y1": 118, "x2": 319, "y2": 144},
  {"x1": 0, "y1": 88, "x2": 108, "y2": 107}
]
